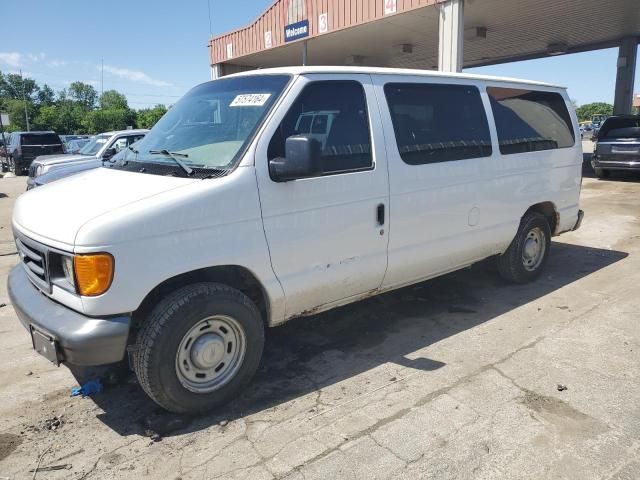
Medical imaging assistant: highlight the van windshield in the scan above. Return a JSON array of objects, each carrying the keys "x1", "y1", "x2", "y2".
[{"x1": 120, "y1": 75, "x2": 290, "y2": 175}]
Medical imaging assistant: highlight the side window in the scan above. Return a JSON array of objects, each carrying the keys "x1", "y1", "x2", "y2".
[
  {"x1": 384, "y1": 83, "x2": 492, "y2": 165},
  {"x1": 487, "y1": 87, "x2": 575, "y2": 155},
  {"x1": 268, "y1": 80, "x2": 372, "y2": 176},
  {"x1": 126, "y1": 135, "x2": 145, "y2": 146},
  {"x1": 112, "y1": 137, "x2": 128, "y2": 152}
]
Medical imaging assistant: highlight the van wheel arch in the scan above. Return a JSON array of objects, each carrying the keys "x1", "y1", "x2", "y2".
[
  {"x1": 522, "y1": 202, "x2": 558, "y2": 236},
  {"x1": 133, "y1": 266, "x2": 270, "y2": 329}
]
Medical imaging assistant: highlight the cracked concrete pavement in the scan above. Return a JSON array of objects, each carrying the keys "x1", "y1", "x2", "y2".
[{"x1": 1, "y1": 145, "x2": 639, "y2": 479}]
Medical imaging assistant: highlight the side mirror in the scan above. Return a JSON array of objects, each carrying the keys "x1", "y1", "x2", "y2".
[
  {"x1": 103, "y1": 147, "x2": 117, "y2": 160},
  {"x1": 269, "y1": 135, "x2": 322, "y2": 182}
]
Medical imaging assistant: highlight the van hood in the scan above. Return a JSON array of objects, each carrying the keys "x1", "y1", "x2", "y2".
[{"x1": 13, "y1": 168, "x2": 197, "y2": 248}]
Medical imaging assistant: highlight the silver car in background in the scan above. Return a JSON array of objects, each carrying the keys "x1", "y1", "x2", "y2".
[{"x1": 27, "y1": 129, "x2": 148, "y2": 189}]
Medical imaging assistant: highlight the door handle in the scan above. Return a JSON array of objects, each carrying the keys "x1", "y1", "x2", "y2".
[{"x1": 377, "y1": 204, "x2": 385, "y2": 225}]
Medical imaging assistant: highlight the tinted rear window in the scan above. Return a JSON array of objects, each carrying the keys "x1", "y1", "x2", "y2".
[
  {"x1": 598, "y1": 117, "x2": 640, "y2": 139},
  {"x1": 384, "y1": 83, "x2": 492, "y2": 165},
  {"x1": 487, "y1": 87, "x2": 575, "y2": 154},
  {"x1": 20, "y1": 134, "x2": 61, "y2": 145}
]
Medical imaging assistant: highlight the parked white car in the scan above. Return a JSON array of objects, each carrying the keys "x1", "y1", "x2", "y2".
[{"x1": 9, "y1": 67, "x2": 583, "y2": 413}]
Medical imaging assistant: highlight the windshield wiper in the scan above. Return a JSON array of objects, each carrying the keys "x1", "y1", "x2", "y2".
[
  {"x1": 128, "y1": 145, "x2": 139, "y2": 154},
  {"x1": 148, "y1": 149, "x2": 193, "y2": 175}
]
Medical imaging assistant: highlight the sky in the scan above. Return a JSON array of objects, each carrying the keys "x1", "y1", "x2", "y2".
[{"x1": 0, "y1": 0, "x2": 637, "y2": 109}]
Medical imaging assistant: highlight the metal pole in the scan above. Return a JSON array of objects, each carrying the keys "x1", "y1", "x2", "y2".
[
  {"x1": 101, "y1": 58, "x2": 104, "y2": 102},
  {"x1": 19, "y1": 69, "x2": 30, "y2": 131},
  {"x1": 302, "y1": 40, "x2": 308, "y2": 66}
]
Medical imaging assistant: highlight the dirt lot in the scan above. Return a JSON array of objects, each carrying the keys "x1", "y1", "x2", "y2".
[{"x1": 1, "y1": 146, "x2": 639, "y2": 480}]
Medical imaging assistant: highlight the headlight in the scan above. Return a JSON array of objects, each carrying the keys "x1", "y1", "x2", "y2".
[
  {"x1": 74, "y1": 253, "x2": 114, "y2": 297},
  {"x1": 49, "y1": 252, "x2": 77, "y2": 292},
  {"x1": 34, "y1": 164, "x2": 44, "y2": 176},
  {"x1": 49, "y1": 252, "x2": 114, "y2": 296},
  {"x1": 61, "y1": 256, "x2": 74, "y2": 285}
]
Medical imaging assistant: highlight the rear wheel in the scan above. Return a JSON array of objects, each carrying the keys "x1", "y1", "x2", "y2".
[
  {"x1": 594, "y1": 167, "x2": 609, "y2": 179},
  {"x1": 133, "y1": 283, "x2": 265, "y2": 414},
  {"x1": 8, "y1": 156, "x2": 17, "y2": 175},
  {"x1": 497, "y1": 212, "x2": 551, "y2": 284},
  {"x1": 10, "y1": 157, "x2": 25, "y2": 176}
]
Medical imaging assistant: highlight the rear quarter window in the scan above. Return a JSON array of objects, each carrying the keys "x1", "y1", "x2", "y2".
[
  {"x1": 487, "y1": 87, "x2": 575, "y2": 154},
  {"x1": 20, "y1": 134, "x2": 62, "y2": 145}
]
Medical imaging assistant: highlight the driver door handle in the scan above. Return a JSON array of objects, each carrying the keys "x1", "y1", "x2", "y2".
[{"x1": 377, "y1": 204, "x2": 385, "y2": 226}]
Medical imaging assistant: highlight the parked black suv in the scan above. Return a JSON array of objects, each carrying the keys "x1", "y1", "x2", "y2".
[
  {"x1": 4, "y1": 131, "x2": 64, "y2": 175},
  {"x1": 591, "y1": 115, "x2": 640, "y2": 178}
]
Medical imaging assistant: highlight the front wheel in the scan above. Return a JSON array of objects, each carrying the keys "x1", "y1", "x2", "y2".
[
  {"x1": 132, "y1": 283, "x2": 265, "y2": 414},
  {"x1": 496, "y1": 212, "x2": 551, "y2": 284}
]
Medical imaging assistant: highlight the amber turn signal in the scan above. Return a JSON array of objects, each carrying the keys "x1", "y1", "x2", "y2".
[{"x1": 73, "y1": 253, "x2": 114, "y2": 297}]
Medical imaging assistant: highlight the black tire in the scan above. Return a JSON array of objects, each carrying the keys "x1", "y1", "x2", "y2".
[
  {"x1": 132, "y1": 283, "x2": 265, "y2": 414},
  {"x1": 10, "y1": 157, "x2": 25, "y2": 176},
  {"x1": 496, "y1": 212, "x2": 551, "y2": 284},
  {"x1": 8, "y1": 156, "x2": 17, "y2": 175},
  {"x1": 594, "y1": 167, "x2": 609, "y2": 179}
]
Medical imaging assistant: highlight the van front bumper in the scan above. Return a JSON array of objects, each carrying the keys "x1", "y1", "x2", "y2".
[{"x1": 8, "y1": 265, "x2": 130, "y2": 366}]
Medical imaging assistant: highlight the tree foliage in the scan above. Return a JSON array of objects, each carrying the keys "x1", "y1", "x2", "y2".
[
  {"x1": 100, "y1": 90, "x2": 129, "y2": 110},
  {"x1": 136, "y1": 105, "x2": 168, "y2": 129},
  {"x1": 68, "y1": 81, "x2": 98, "y2": 110},
  {"x1": 576, "y1": 102, "x2": 613, "y2": 122},
  {"x1": 0, "y1": 70, "x2": 170, "y2": 134}
]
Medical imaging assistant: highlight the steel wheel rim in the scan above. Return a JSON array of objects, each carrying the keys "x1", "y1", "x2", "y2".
[
  {"x1": 522, "y1": 227, "x2": 546, "y2": 271},
  {"x1": 175, "y1": 315, "x2": 246, "y2": 393}
]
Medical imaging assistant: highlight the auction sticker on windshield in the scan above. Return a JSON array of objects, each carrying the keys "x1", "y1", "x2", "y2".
[{"x1": 230, "y1": 93, "x2": 272, "y2": 107}]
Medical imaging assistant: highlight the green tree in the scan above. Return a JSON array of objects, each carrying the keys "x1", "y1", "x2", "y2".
[
  {"x1": 32, "y1": 104, "x2": 58, "y2": 131},
  {"x1": 68, "y1": 81, "x2": 97, "y2": 110},
  {"x1": 3, "y1": 98, "x2": 36, "y2": 132},
  {"x1": 136, "y1": 104, "x2": 168, "y2": 129},
  {"x1": 99, "y1": 90, "x2": 129, "y2": 110},
  {"x1": 84, "y1": 108, "x2": 136, "y2": 133},
  {"x1": 37, "y1": 84, "x2": 56, "y2": 106},
  {"x1": 0, "y1": 72, "x2": 39, "y2": 101},
  {"x1": 576, "y1": 102, "x2": 613, "y2": 122}
]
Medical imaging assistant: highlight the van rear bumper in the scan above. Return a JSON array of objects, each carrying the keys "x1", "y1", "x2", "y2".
[{"x1": 8, "y1": 265, "x2": 130, "y2": 366}]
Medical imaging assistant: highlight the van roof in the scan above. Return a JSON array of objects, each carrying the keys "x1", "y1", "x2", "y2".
[{"x1": 227, "y1": 66, "x2": 565, "y2": 89}]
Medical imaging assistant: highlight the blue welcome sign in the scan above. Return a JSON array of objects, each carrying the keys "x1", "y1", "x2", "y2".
[{"x1": 284, "y1": 19, "x2": 309, "y2": 43}]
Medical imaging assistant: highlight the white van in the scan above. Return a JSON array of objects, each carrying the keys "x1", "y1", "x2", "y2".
[{"x1": 8, "y1": 67, "x2": 583, "y2": 413}]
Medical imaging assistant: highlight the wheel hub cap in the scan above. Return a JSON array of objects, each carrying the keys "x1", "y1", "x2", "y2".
[
  {"x1": 190, "y1": 333, "x2": 225, "y2": 369},
  {"x1": 522, "y1": 227, "x2": 546, "y2": 271},
  {"x1": 175, "y1": 315, "x2": 247, "y2": 394},
  {"x1": 523, "y1": 237, "x2": 540, "y2": 260}
]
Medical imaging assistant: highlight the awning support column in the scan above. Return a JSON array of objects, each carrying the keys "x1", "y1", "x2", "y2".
[
  {"x1": 613, "y1": 37, "x2": 638, "y2": 115},
  {"x1": 302, "y1": 41, "x2": 308, "y2": 66},
  {"x1": 211, "y1": 64, "x2": 223, "y2": 80},
  {"x1": 438, "y1": 0, "x2": 464, "y2": 72}
]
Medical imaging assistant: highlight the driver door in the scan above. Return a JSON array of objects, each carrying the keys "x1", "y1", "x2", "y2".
[{"x1": 254, "y1": 74, "x2": 390, "y2": 318}]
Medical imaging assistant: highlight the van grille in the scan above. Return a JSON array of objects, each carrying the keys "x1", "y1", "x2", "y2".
[{"x1": 15, "y1": 235, "x2": 50, "y2": 292}]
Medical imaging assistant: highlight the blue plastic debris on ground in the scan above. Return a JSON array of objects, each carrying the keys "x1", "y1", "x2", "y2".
[{"x1": 70, "y1": 379, "x2": 103, "y2": 397}]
